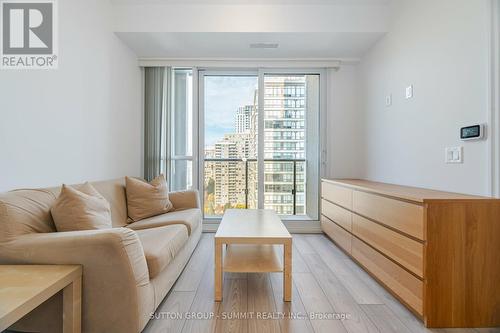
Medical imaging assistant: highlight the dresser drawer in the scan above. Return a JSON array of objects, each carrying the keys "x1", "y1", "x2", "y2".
[
  {"x1": 322, "y1": 181, "x2": 352, "y2": 209},
  {"x1": 321, "y1": 216, "x2": 352, "y2": 254},
  {"x1": 352, "y1": 190, "x2": 424, "y2": 240},
  {"x1": 352, "y1": 214, "x2": 423, "y2": 277},
  {"x1": 351, "y1": 238, "x2": 423, "y2": 315},
  {"x1": 322, "y1": 199, "x2": 352, "y2": 231}
]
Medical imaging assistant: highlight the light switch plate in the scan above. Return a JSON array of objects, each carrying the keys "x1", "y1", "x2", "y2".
[
  {"x1": 445, "y1": 146, "x2": 463, "y2": 164},
  {"x1": 406, "y1": 85, "x2": 413, "y2": 99},
  {"x1": 385, "y1": 94, "x2": 392, "y2": 107}
]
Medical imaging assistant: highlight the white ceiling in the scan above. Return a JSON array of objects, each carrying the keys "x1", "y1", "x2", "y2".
[
  {"x1": 112, "y1": 0, "x2": 390, "y2": 5},
  {"x1": 116, "y1": 32, "x2": 385, "y2": 59},
  {"x1": 112, "y1": 0, "x2": 390, "y2": 59}
]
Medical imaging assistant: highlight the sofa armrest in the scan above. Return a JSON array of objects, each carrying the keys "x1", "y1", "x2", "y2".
[
  {"x1": 0, "y1": 228, "x2": 151, "y2": 333},
  {"x1": 169, "y1": 189, "x2": 200, "y2": 209},
  {"x1": 0, "y1": 228, "x2": 149, "y2": 286}
]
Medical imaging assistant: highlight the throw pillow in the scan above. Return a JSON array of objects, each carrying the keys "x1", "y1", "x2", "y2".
[
  {"x1": 125, "y1": 174, "x2": 173, "y2": 222},
  {"x1": 51, "y1": 183, "x2": 112, "y2": 232}
]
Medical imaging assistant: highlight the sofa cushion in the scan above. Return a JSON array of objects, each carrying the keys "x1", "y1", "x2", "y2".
[
  {"x1": 125, "y1": 175, "x2": 173, "y2": 222},
  {"x1": 51, "y1": 183, "x2": 112, "y2": 232},
  {"x1": 0, "y1": 188, "x2": 57, "y2": 242},
  {"x1": 136, "y1": 225, "x2": 188, "y2": 279},
  {"x1": 127, "y1": 208, "x2": 201, "y2": 236}
]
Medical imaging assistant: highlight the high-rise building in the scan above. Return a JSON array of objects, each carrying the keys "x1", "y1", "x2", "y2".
[
  {"x1": 235, "y1": 105, "x2": 254, "y2": 134},
  {"x1": 205, "y1": 131, "x2": 256, "y2": 214}
]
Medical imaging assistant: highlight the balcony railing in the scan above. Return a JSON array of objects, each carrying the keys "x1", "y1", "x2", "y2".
[{"x1": 204, "y1": 158, "x2": 306, "y2": 216}]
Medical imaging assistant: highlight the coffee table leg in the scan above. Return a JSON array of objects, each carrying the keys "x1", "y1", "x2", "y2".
[
  {"x1": 283, "y1": 240, "x2": 292, "y2": 302},
  {"x1": 63, "y1": 276, "x2": 81, "y2": 333},
  {"x1": 215, "y1": 239, "x2": 223, "y2": 301}
]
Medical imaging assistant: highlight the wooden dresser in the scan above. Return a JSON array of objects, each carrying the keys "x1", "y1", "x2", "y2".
[{"x1": 321, "y1": 178, "x2": 500, "y2": 328}]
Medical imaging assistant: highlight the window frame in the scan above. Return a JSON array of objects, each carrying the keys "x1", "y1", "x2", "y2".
[{"x1": 197, "y1": 68, "x2": 326, "y2": 223}]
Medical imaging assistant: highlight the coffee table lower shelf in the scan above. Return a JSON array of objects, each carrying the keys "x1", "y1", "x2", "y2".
[
  {"x1": 223, "y1": 244, "x2": 283, "y2": 273},
  {"x1": 214, "y1": 239, "x2": 292, "y2": 302}
]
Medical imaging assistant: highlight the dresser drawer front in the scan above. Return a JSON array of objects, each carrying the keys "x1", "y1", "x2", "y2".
[
  {"x1": 322, "y1": 199, "x2": 352, "y2": 231},
  {"x1": 352, "y1": 238, "x2": 423, "y2": 315},
  {"x1": 322, "y1": 182, "x2": 352, "y2": 209},
  {"x1": 352, "y1": 214, "x2": 423, "y2": 278},
  {"x1": 352, "y1": 190, "x2": 424, "y2": 240},
  {"x1": 321, "y1": 216, "x2": 351, "y2": 254}
]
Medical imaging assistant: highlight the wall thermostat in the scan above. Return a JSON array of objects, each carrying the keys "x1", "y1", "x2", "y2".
[{"x1": 460, "y1": 124, "x2": 484, "y2": 141}]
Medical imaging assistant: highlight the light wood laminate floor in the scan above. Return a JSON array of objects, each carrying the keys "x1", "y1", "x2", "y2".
[{"x1": 143, "y1": 233, "x2": 500, "y2": 333}]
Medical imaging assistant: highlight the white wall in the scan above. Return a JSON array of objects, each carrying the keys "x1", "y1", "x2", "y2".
[
  {"x1": 357, "y1": 0, "x2": 491, "y2": 195},
  {"x1": 0, "y1": 0, "x2": 142, "y2": 191},
  {"x1": 325, "y1": 66, "x2": 364, "y2": 179}
]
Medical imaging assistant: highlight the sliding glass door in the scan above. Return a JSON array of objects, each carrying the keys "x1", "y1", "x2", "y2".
[{"x1": 199, "y1": 70, "x2": 321, "y2": 221}]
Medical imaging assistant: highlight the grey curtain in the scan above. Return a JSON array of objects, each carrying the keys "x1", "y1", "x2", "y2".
[{"x1": 144, "y1": 67, "x2": 171, "y2": 181}]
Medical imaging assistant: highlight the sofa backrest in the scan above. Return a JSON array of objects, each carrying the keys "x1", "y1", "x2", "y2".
[
  {"x1": 89, "y1": 178, "x2": 128, "y2": 227},
  {"x1": 0, "y1": 178, "x2": 129, "y2": 243}
]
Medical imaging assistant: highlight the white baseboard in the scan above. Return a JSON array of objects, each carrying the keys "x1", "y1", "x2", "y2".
[
  {"x1": 202, "y1": 223, "x2": 218, "y2": 233},
  {"x1": 202, "y1": 220, "x2": 323, "y2": 234}
]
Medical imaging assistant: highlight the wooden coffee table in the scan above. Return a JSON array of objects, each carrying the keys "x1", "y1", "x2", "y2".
[{"x1": 214, "y1": 209, "x2": 292, "y2": 302}]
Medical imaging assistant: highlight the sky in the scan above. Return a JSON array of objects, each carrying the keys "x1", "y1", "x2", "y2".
[{"x1": 204, "y1": 76, "x2": 258, "y2": 147}]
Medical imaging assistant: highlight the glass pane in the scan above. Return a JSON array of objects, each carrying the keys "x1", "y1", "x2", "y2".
[
  {"x1": 168, "y1": 69, "x2": 193, "y2": 192},
  {"x1": 203, "y1": 75, "x2": 258, "y2": 217},
  {"x1": 263, "y1": 75, "x2": 310, "y2": 216},
  {"x1": 170, "y1": 160, "x2": 192, "y2": 192}
]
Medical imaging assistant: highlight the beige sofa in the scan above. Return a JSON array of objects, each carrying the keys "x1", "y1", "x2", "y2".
[{"x1": 0, "y1": 178, "x2": 202, "y2": 333}]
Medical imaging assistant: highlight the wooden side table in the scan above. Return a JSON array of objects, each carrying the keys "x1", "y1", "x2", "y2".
[{"x1": 0, "y1": 265, "x2": 82, "y2": 333}]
